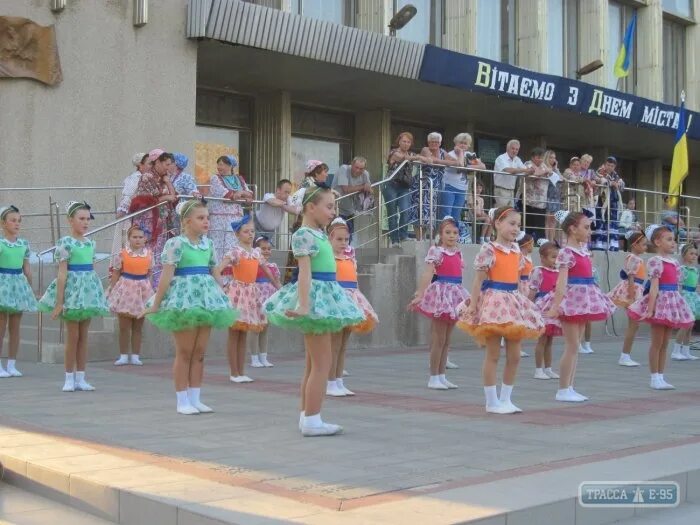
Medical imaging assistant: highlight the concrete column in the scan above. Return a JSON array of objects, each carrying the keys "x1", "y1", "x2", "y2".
[
  {"x1": 685, "y1": 0, "x2": 700, "y2": 110},
  {"x1": 516, "y1": 0, "x2": 547, "y2": 71},
  {"x1": 636, "y1": 0, "x2": 664, "y2": 101},
  {"x1": 443, "y1": 0, "x2": 477, "y2": 54},
  {"x1": 578, "y1": 0, "x2": 607, "y2": 87},
  {"x1": 635, "y1": 158, "x2": 664, "y2": 226},
  {"x1": 356, "y1": 0, "x2": 391, "y2": 34},
  {"x1": 354, "y1": 109, "x2": 392, "y2": 181},
  {"x1": 252, "y1": 92, "x2": 292, "y2": 196}
]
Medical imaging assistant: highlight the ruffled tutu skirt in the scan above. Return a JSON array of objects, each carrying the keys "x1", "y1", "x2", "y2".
[
  {"x1": 412, "y1": 282, "x2": 469, "y2": 323},
  {"x1": 534, "y1": 293, "x2": 562, "y2": 337},
  {"x1": 227, "y1": 282, "x2": 266, "y2": 332},
  {"x1": 0, "y1": 274, "x2": 38, "y2": 313},
  {"x1": 256, "y1": 282, "x2": 278, "y2": 306},
  {"x1": 108, "y1": 277, "x2": 154, "y2": 318},
  {"x1": 628, "y1": 291, "x2": 695, "y2": 329},
  {"x1": 146, "y1": 274, "x2": 237, "y2": 331},
  {"x1": 456, "y1": 289, "x2": 544, "y2": 345},
  {"x1": 264, "y1": 280, "x2": 365, "y2": 334},
  {"x1": 680, "y1": 290, "x2": 700, "y2": 320},
  {"x1": 39, "y1": 271, "x2": 109, "y2": 321},
  {"x1": 608, "y1": 281, "x2": 644, "y2": 309},
  {"x1": 538, "y1": 284, "x2": 615, "y2": 323},
  {"x1": 345, "y1": 288, "x2": 378, "y2": 333}
]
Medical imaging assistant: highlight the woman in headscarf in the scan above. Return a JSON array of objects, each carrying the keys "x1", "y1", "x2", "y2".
[
  {"x1": 208, "y1": 155, "x2": 254, "y2": 261},
  {"x1": 169, "y1": 153, "x2": 201, "y2": 233},
  {"x1": 111, "y1": 152, "x2": 148, "y2": 270},
  {"x1": 129, "y1": 149, "x2": 178, "y2": 284}
]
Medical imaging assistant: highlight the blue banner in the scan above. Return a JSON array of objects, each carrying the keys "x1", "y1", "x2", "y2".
[{"x1": 419, "y1": 45, "x2": 700, "y2": 140}]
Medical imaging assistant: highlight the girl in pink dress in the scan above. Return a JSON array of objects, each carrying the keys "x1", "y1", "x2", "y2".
[
  {"x1": 528, "y1": 241, "x2": 561, "y2": 380},
  {"x1": 108, "y1": 225, "x2": 154, "y2": 366},
  {"x1": 409, "y1": 217, "x2": 469, "y2": 390},
  {"x1": 218, "y1": 216, "x2": 274, "y2": 384},
  {"x1": 608, "y1": 231, "x2": 648, "y2": 367},
  {"x1": 542, "y1": 211, "x2": 615, "y2": 403},
  {"x1": 250, "y1": 235, "x2": 281, "y2": 368},
  {"x1": 627, "y1": 225, "x2": 695, "y2": 390},
  {"x1": 457, "y1": 207, "x2": 544, "y2": 414}
]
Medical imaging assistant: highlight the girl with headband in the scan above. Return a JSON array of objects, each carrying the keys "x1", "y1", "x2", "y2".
[
  {"x1": 0, "y1": 206, "x2": 39, "y2": 378},
  {"x1": 457, "y1": 206, "x2": 544, "y2": 413},
  {"x1": 250, "y1": 235, "x2": 282, "y2": 368},
  {"x1": 264, "y1": 183, "x2": 364, "y2": 437},
  {"x1": 607, "y1": 230, "x2": 648, "y2": 367},
  {"x1": 409, "y1": 216, "x2": 469, "y2": 391},
  {"x1": 671, "y1": 243, "x2": 700, "y2": 362},
  {"x1": 143, "y1": 199, "x2": 237, "y2": 414},
  {"x1": 39, "y1": 201, "x2": 109, "y2": 392},
  {"x1": 108, "y1": 224, "x2": 154, "y2": 367},
  {"x1": 218, "y1": 214, "x2": 274, "y2": 383}
]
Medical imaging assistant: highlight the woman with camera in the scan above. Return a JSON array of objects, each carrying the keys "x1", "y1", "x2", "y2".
[{"x1": 440, "y1": 133, "x2": 485, "y2": 222}]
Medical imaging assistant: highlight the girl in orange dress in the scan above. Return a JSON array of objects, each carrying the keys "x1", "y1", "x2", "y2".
[
  {"x1": 326, "y1": 218, "x2": 377, "y2": 397},
  {"x1": 457, "y1": 207, "x2": 544, "y2": 413},
  {"x1": 218, "y1": 215, "x2": 274, "y2": 384},
  {"x1": 108, "y1": 225, "x2": 154, "y2": 366},
  {"x1": 608, "y1": 231, "x2": 647, "y2": 367}
]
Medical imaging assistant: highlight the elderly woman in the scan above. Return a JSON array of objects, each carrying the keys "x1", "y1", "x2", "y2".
[
  {"x1": 440, "y1": 132, "x2": 485, "y2": 223},
  {"x1": 129, "y1": 149, "x2": 178, "y2": 283},
  {"x1": 111, "y1": 152, "x2": 148, "y2": 269},
  {"x1": 169, "y1": 153, "x2": 201, "y2": 233},
  {"x1": 208, "y1": 155, "x2": 254, "y2": 260},
  {"x1": 408, "y1": 132, "x2": 449, "y2": 238},
  {"x1": 543, "y1": 150, "x2": 562, "y2": 242}
]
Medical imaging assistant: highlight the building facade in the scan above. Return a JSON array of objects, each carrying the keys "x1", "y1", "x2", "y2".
[{"x1": 2, "y1": 0, "x2": 700, "y2": 217}]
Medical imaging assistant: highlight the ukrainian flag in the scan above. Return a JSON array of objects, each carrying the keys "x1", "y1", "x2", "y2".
[
  {"x1": 614, "y1": 13, "x2": 637, "y2": 78},
  {"x1": 668, "y1": 98, "x2": 690, "y2": 208}
]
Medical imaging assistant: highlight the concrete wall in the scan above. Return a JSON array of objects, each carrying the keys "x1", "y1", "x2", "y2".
[{"x1": 0, "y1": 0, "x2": 197, "y2": 204}]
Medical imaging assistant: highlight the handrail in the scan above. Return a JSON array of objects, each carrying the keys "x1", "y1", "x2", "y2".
[{"x1": 335, "y1": 159, "x2": 411, "y2": 203}]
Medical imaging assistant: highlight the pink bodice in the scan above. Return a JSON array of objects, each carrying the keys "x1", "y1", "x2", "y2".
[
  {"x1": 539, "y1": 268, "x2": 558, "y2": 293},
  {"x1": 436, "y1": 252, "x2": 462, "y2": 278},
  {"x1": 569, "y1": 252, "x2": 593, "y2": 278},
  {"x1": 660, "y1": 261, "x2": 679, "y2": 286}
]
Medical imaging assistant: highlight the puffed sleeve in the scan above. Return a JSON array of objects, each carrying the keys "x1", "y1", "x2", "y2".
[
  {"x1": 647, "y1": 257, "x2": 663, "y2": 279},
  {"x1": 518, "y1": 254, "x2": 527, "y2": 271},
  {"x1": 160, "y1": 237, "x2": 183, "y2": 266},
  {"x1": 225, "y1": 246, "x2": 243, "y2": 266},
  {"x1": 208, "y1": 238, "x2": 218, "y2": 268},
  {"x1": 268, "y1": 263, "x2": 281, "y2": 280},
  {"x1": 529, "y1": 267, "x2": 543, "y2": 291},
  {"x1": 23, "y1": 239, "x2": 30, "y2": 259},
  {"x1": 474, "y1": 243, "x2": 495, "y2": 271},
  {"x1": 425, "y1": 246, "x2": 443, "y2": 266},
  {"x1": 680, "y1": 266, "x2": 689, "y2": 284},
  {"x1": 625, "y1": 255, "x2": 641, "y2": 275},
  {"x1": 90, "y1": 239, "x2": 97, "y2": 261},
  {"x1": 292, "y1": 229, "x2": 319, "y2": 257},
  {"x1": 54, "y1": 237, "x2": 72, "y2": 262},
  {"x1": 555, "y1": 248, "x2": 576, "y2": 270},
  {"x1": 113, "y1": 251, "x2": 124, "y2": 270}
]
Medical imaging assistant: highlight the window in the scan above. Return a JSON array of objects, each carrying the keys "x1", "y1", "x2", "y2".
[
  {"x1": 392, "y1": 0, "x2": 443, "y2": 45},
  {"x1": 476, "y1": 0, "x2": 516, "y2": 63},
  {"x1": 546, "y1": 0, "x2": 579, "y2": 77},
  {"x1": 663, "y1": 0, "x2": 693, "y2": 19},
  {"x1": 663, "y1": 19, "x2": 687, "y2": 105},
  {"x1": 290, "y1": 0, "x2": 353, "y2": 26},
  {"x1": 607, "y1": 2, "x2": 636, "y2": 93}
]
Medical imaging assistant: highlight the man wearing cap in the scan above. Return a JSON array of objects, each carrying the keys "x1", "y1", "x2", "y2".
[
  {"x1": 592, "y1": 156, "x2": 625, "y2": 251},
  {"x1": 331, "y1": 156, "x2": 372, "y2": 241}
]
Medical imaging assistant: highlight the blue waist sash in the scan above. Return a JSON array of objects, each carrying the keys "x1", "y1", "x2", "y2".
[
  {"x1": 0, "y1": 267, "x2": 22, "y2": 274},
  {"x1": 312, "y1": 271, "x2": 336, "y2": 282},
  {"x1": 338, "y1": 280, "x2": 358, "y2": 289},
  {"x1": 68, "y1": 264, "x2": 93, "y2": 272},
  {"x1": 434, "y1": 275, "x2": 462, "y2": 284},
  {"x1": 481, "y1": 280, "x2": 518, "y2": 292},
  {"x1": 660, "y1": 284, "x2": 679, "y2": 291},
  {"x1": 568, "y1": 277, "x2": 595, "y2": 285},
  {"x1": 683, "y1": 285, "x2": 697, "y2": 292},
  {"x1": 121, "y1": 272, "x2": 149, "y2": 281},
  {"x1": 174, "y1": 266, "x2": 210, "y2": 276},
  {"x1": 255, "y1": 277, "x2": 270, "y2": 283}
]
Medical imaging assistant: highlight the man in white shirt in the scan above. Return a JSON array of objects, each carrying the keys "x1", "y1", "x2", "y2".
[
  {"x1": 254, "y1": 179, "x2": 298, "y2": 235},
  {"x1": 493, "y1": 140, "x2": 534, "y2": 207}
]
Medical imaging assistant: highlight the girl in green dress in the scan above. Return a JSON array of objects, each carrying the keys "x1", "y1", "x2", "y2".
[
  {"x1": 39, "y1": 201, "x2": 110, "y2": 392},
  {"x1": 264, "y1": 184, "x2": 364, "y2": 437},
  {"x1": 144, "y1": 199, "x2": 237, "y2": 415},
  {"x1": 0, "y1": 206, "x2": 39, "y2": 378},
  {"x1": 673, "y1": 244, "x2": 700, "y2": 361}
]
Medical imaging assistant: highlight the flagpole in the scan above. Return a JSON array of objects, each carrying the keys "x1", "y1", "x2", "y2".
[{"x1": 675, "y1": 91, "x2": 686, "y2": 246}]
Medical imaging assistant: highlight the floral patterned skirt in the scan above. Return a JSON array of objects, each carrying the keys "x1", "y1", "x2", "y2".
[
  {"x1": 0, "y1": 274, "x2": 38, "y2": 314},
  {"x1": 538, "y1": 284, "x2": 615, "y2": 323},
  {"x1": 411, "y1": 281, "x2": 469, "y2": 324},
  {"x1": 39, "y1": 271, "x2": 109, "y2": 321},
  {"x1": 108, "y1": 277, "x2": 154, "y2": 318},
  {"x1": 227, "y1": 282, "x2": 266, "y2": 332},
  {"x1": 628, "y1": 291, "x2": 695, "y2": 329}
]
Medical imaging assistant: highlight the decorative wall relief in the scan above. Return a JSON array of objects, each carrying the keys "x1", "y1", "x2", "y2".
[{"x1": 0, "y1": 16, "x2": 62, "y2": 86}]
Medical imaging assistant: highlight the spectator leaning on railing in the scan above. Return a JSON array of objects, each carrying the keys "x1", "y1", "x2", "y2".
[
  {"x1": 493, "y1": 139, "x2": 534, "y2": 207},
  {"x1": 592, "y1": 156, "x2": 624, "y2": 251},
  {"x1": 254, "y1": 178, "x2": 298, "y2": 237},
  {"x1": 441, "y1": 132, "x2": 485, "y2": 221},
  {"x1": 332, "y1": 157, "x2": 372, "y2": 241},
  {"x1": 517, "y1": 147, "x2": 551, "y2": 240}
]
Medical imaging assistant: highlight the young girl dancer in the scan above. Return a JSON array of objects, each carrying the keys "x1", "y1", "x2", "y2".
[
  {"x1": 39, "y1": 201, "x2": 110, "y2": 392},
  {"x1": 457, "y1": 207, "x2": 544, "y2": 413},
  {"x1": 627, "y1": 225, "x2": 694, "y2": 389},
  {"x1": 672, "y1": 243, "x2": 699, "y2": 361},
  {"x1": 108, "y1": 225, "x2": 153, "y2": 366},
  {"x1": 219, "y1": 215, "x2": 271, "y2": 383},
  {"x1": 0, "y1": 206, "x2": 38, "y2": 378},
  {"x1": 409, "y1": 216, "x2": 469, "y2": 390},
  {"x1": 517, "y1": 232, "x2": 534, "y2": 357},
  {"x1": 528, "y1": 242, "x2": 561, "y2": 380},
  {"x1": 542, "y1": 211, "x2": 615, "y2": 402},
  {"x1": 144, "y1": 199, "x2": 237, "y2": 414},
  {"x1": 327, "y1": 218, "x2": 378, "y2": 396},
  {"x1": 608, "y1": 230, "x2": 648, "y2": 367},
  {"x1": 264, "y1": 184, "x2": 364, "y2": 436},
  {"x1": 250, "y1": 235, "x2": 281, "y2": 368}
]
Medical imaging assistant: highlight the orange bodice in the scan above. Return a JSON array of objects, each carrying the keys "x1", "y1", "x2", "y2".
[
  {"x1": 489, "y1": 249, "x2": 520, "y2": 284},
  {"x1": 233, "y1": 257, "x2": 259, "y2": 284},
  {"x1": 336, "y1": 258, "x2": 357, "y2": 283},
  {"x1": 121, "y1": 250, "x2": 151, "y2": 275}
]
